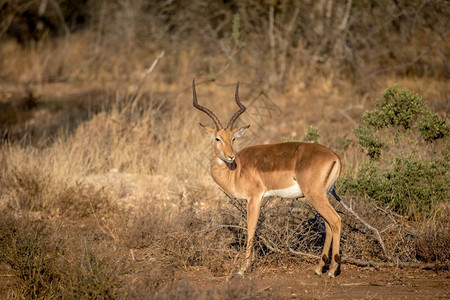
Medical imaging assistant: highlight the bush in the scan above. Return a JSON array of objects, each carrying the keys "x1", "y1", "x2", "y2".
[
  {"x1": 342, "y1": 157, "x2": 449, "y2": 218},
  {"x1": 354, "y1": 85, "x2": 448, "y2": 160},
  {"x1": 301, "y1": 126, "x2": 321, "y2": 143},
  {"x1": 283, "y1": 126, "x2": 321, "y2": 143},
  {"x1": 343, "y1": 85, "x2": 449, "y2": 219}
]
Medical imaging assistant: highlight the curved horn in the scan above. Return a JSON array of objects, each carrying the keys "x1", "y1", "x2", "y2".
[
  {"x1": 192, "y1": 79, "x2": 223, "y2": 130},
  {"x1": 226, "y1": 81, "x2": 246, "y2": 129}
]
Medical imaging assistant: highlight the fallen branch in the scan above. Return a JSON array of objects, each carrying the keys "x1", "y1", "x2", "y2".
[
  {"x1": 339, "y1": 199, "x2": 390, "y2": 259},
  {"x1": 258, "y1": 235, "x2": 281, "y2": 254},
  {"x1": 284, "y1": 246, "x2": 445, "y2": 269},
  {"x1": 286, "y1": 249, "x2": 445, "y2": 269},
  {"x1": 288, "y1": 247, "x2": 320, "y2": 261},
  {"x1": 343, "y1": 256, "x2": 445, "y2": 269}
]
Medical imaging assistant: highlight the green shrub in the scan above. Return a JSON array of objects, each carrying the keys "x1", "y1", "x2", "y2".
[
  {"x1": 342, "y1": 157, "x2": 449, "y2": 218},
  {"x1": 355, "y1": 85, "x2": 449, "y2": 159},
  {"x1": 301, "y1": 126, "x2": 321, "y2": 142},
  {"x1": 342, "y1": 85, "x2": 449, "y2": 219},
  {"x1": 283, "y1": 126, "x2": 321, "y2": 143}
]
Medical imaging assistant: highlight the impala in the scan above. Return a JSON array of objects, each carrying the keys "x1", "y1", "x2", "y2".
[{"x1": 193, "y1": 80, "x2": 342, "y2": 278}]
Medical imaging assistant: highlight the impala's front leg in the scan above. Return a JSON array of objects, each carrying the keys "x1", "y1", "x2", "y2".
[{"x1": 238, "y1": 195, "x2": 261, "y2": 276}]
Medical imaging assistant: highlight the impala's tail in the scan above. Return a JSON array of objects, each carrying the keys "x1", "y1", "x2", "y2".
[
  {"x1": 329, "y1": 185, "x2": 342, "y2": 202},
  {"x1": 325, "y1": 158, "x2": 342, "y2": 202}
]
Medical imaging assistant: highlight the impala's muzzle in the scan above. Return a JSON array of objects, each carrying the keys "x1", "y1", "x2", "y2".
[{"x1": 222, "y1": 155, "x2": 235, "y2": 164}]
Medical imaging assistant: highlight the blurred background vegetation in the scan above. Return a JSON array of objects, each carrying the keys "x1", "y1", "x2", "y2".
[{"x1": 1, "y1": 0, "x2": 448, "y2": 87}]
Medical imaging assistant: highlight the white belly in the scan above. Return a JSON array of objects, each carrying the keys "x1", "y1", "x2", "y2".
[{"x1": 263, "y1": 184, "x2": 302, "y2": 198}]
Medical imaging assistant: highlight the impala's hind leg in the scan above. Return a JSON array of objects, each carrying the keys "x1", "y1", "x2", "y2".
[
  {"x1": 304, "y1": 191, "x2": 341, "y2": 277},
  {"x1": 315, "y1": 221, "x2": 332, "y2": 275}
]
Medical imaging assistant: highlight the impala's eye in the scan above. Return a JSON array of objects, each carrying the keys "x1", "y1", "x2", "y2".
[
  {"x1": 232, "y1": 138, "x2": 236, "y2": 142},
  {"x1": 215, "y1": 138, "x2": 221, "y2": 142}
]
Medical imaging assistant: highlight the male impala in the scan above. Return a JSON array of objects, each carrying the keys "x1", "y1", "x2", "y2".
[{"x1": 193, "y1": 80, "x2": 342, "y2": 278}]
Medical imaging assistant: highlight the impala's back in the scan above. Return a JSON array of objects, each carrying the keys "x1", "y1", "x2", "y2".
[{"x1": 237, "y1": 142, "x2": 341, "y2": 198}]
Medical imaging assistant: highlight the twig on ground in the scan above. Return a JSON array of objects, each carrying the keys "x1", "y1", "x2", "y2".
[
  {"x1": 258, "y1": 235, "x2": 281, "y2": 253},
  {"x1": 339, "y1": 198, "x2": 390, "y2": 259},
  {"x1": 343, "y1": 256, "x2": 444, "y2": 269},
  {"x1": 288, "y1": 247, "x2": 320, "y2": 261}
]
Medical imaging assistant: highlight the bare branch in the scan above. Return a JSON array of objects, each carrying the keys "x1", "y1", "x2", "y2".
[
  {"x1": 339, "y1": 199, "x2": 390, "y2": 259},
  {"x1": 343, "y1": 256, "x2": 444, "y2": 269},
  {"x1": 338, "y1": 0, "x2": 352, "y2": 32},
  {"x1": 129, "y1": 51, "x2": 165, "y2": 105},
  {"x1": 288, "y1": 247, "x2": 320, "y2": 261}
]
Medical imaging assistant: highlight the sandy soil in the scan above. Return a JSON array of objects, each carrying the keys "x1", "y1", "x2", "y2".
[
  {"x1": 2, "y1": 258, "x2": 448, "y2": 299},
  {"x1": 179, "y1": 264, "x2": 449, "y2": 299}
]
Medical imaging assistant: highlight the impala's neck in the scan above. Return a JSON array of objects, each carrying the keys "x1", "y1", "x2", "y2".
[{"x1": 210, "y1": 154, "x2": 241, "y2": 197}]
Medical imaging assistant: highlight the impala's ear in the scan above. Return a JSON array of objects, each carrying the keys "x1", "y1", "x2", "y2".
[
  {"x1": 233, "y1": 125, "x2": 250, "y2": 138},
  {"x1": 199, "y1": 123, "x2": 215, "y2": 136}
]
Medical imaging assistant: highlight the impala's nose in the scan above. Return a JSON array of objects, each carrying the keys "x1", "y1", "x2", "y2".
[{"x1": 228, "y1": 155, "x2": 235, "y2": 162}]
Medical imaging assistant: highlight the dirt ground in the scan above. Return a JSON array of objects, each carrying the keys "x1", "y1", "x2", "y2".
[
  {"x1": 2, "y1": 257, "x2": 448, "y2": 299},
  {"x1": 178, "y1": 264, "x2": 449, "y2": 299}
]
